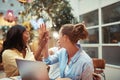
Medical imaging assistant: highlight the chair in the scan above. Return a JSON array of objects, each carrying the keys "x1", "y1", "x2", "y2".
[
  {"x1": 92, "y1": 58, "x2": 106, "y2": 80},
  {"x1": 93, "y1": 73, "x2": 101, "y2": 80}
]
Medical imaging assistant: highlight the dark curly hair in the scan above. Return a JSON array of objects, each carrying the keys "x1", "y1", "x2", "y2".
[{"x1": 0, "y1": 25, "x2": 26, "y2": 63}]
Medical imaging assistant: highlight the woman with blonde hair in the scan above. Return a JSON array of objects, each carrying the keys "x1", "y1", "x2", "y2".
[{"x1": 41, "y1": 23, "x2": 94, "y2": 80}]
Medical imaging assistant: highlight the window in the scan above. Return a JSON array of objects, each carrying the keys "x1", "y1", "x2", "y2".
[
  {"x1": 101, "y1": 1, "x2": 120, "y2": 66},
  {"x1": 79, "y1": 1, "x2": 120, "y2": 66},
  {"x1": 79, "y1": 10, "x2": 98, "y2": 27},
  {"x1": 102, "y1": 1, "x2": 120, "y2": 24},
  {"x1": 81, "y1": 28, "x2": 99, "y2": 44},
  {"x1": 83, "y1": 47, "x2": 98, "y2": 58},
  {"x1": 102, "y1": 24, "x2": 120, "y2": 43},
  {"x1": 102, "y1": 46, "x2": 120, "y2": 66}
]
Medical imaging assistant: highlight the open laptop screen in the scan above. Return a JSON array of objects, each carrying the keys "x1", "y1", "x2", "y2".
[{"x1": 16, "y1": 59, "x2": 49, "y2": 80}]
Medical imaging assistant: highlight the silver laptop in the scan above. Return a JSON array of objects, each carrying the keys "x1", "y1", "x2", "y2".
[{"x1": 16, "y1": 59, "x2": 49, "y2": 80}]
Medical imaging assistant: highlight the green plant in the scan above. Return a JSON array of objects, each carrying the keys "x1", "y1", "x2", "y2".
[{"x1": 19, "y1": 0, "x2": 77, "y2": 31}]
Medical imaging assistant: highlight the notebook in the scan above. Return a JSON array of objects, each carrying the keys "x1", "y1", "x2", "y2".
[{"x1": 16, "y1": 59, "x2": 49, "y2": 80}]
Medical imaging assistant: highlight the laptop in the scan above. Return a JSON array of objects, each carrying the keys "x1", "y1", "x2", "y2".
[{"x1": 16, "y1": 59, "x2": 49, "y2": 80}]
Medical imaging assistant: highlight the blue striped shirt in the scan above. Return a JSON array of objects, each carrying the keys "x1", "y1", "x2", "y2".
[{"x1": 44, "y1": 48, "x2": 94, "y2": 80}]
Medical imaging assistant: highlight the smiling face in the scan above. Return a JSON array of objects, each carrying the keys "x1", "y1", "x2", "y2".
[{"x1": 23, "y1": 30, "x2": 30, "y2": 44}]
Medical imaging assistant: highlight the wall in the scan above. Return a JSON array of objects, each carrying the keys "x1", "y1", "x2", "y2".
[
  {"x1": 68, "y1": 0, "x2": 80, "y2": 20},
  {"x1": 0, "y1": 0, "x2": 24, "y2": 16},
  {"x1": 105, "y1": 65, "x2": 120, "y2": 80}
]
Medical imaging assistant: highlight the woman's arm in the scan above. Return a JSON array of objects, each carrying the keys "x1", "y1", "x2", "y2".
[
  {"x1": 34, "y1": 24, "x2": 49, "y2": 60},
  {"x1": 81, "y1": 62, "x2": 94, "y2": 80}
]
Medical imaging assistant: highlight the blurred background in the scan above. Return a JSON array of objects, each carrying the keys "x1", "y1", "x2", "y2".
[{"x1": 0, "y1": 0, "x2": 120, "y2": 80}]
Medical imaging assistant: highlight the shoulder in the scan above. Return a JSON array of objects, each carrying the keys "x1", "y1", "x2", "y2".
[
  {"x1": 57, "y1": 48, "x2": 66, "y2": 54},
  {"x1": 49, "y1": 47, "x2": 59, "y2": 53},
  {"x1": 56, "y1": 48, "x2": 67, "y2": 58},
  {"x1": 59, "y1": 48, "x2": 66, "y2": 52},
  {"x1": 76, "y1": 50, "x2": 94, "y2": 71},
  {"x1": 2, "y1": 49, "x2": 22, "y2": 58},
  {"x1": 78, "y1": 50, "x2": 92, "y2": 64},
  {"x1": 2, "y1": 49, "x2": 15, "y2": 55},
  {"x1": 82, "y1": 50, "x2": 92, "y2": 59}
]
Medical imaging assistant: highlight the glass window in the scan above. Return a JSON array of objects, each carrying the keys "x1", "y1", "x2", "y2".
[
  {"x1": 79, "y1": 10, "x2": 98, "y2": 27},
  {"x1": 102, "y1": 24, "x2": 120, "y2": 43},
  {"x1": 83, "y1": 47, "x2": 98, "y2": 58},
  {"x1": 81, "y1": 28, "x2": 99, "y2": 43},
  {"x1": 102, "y1": 46, "x2": 120, "y2": 66},
  {"x1": 102, "y1": 1, "x2": 120, "y2": 24}
]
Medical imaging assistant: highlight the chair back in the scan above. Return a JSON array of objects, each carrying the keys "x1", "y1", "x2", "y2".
[
  {"x1": 93, "y1": 73, "x2": 101, "y2": 80},
  {"x1": 92, "y1": 58, "x2": 105, "y2": 69},
  {"x1": 92, "y1": 58, "x2": 106, "y2": 80}
]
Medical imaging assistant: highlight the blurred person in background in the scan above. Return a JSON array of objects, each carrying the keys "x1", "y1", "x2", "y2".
[{"x1": 48, "y1": 40, "x2": 62, "y2": 79}]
